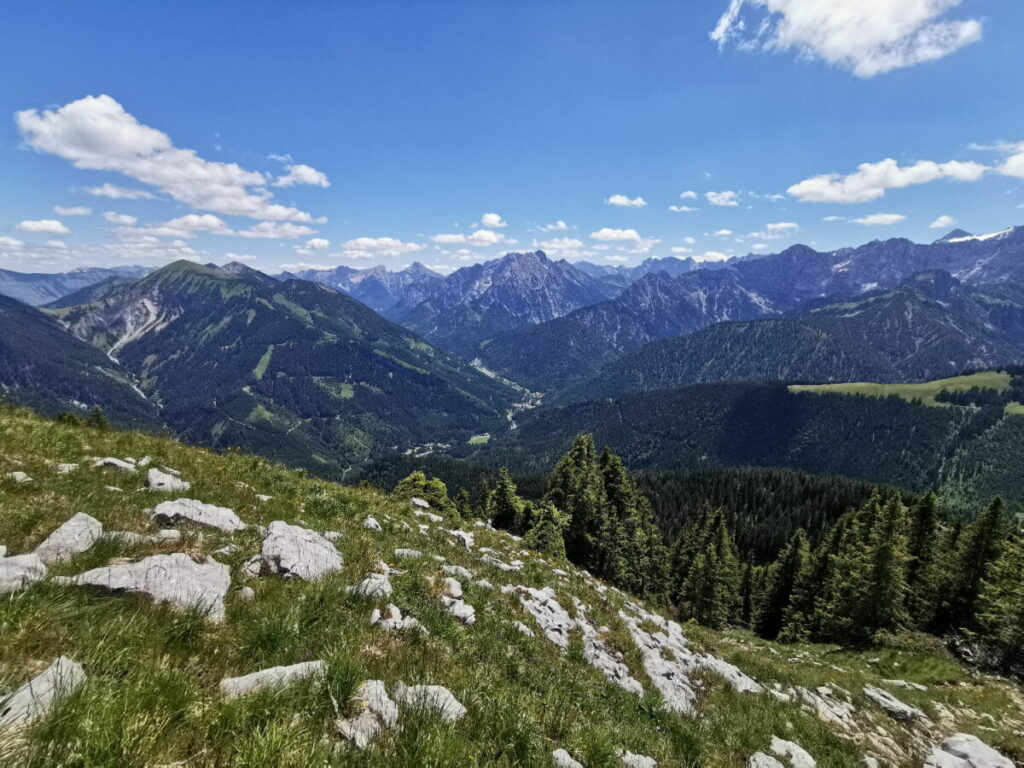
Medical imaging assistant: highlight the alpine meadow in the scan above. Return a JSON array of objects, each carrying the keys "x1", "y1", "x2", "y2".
[{"x1": 3, "y1": 2, "x2": 1024, "y2": 766}]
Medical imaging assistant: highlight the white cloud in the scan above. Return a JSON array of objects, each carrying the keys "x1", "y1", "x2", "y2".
[
  {"x1": 680, "y1": 190, "x2": 699, "y2": 199},
  {"x1": 539, "y1": 220, "x2": 568, "y2": 232},
  {"x1": 605, "y1": 194, "x2": 647, "y2": 208},
  {"x1": 605, "y1": 255, "x2": 629, "y2": 263},
  {"x1": 0, "y1": 236, "x2": 24, "y2": 248},
  {"x1": 590, "y1": 227, "x2": 642, "y2": 242},
  {"x1": 272, "y1": 163, "x2": 330, "y2": 188},
  {"x1": 750, "y1": 221, "x2": 800, "y2": 239},
  {"x1": 430, "y1": 229, "x2": 506, "y2": 247},
  {"x1": 706, "y1": 190, "x2": 739, "y2": 206},
  {"x1": 85, "y1": 182, "x2": 154, "y2": 199},
  {"x1": 17, "y1": 94, "x2": 317, "y2": 222},
  {"x1": 693, "y1": 251, "x2": 732, "y2": 263},
  {"x1": 273, "y1": 262, "x2": 334, "y2": 274},
  {"x1": 427, "y1": 264, "x2": 455, "y2": 275},
  {"x1": 669, "y1": 205, "x2": 698, "y2": 212},
  {"x1": 340, "y1": 236, "x2": 425, "y2": 258},
  {"x1": 683, "y1": 236, "x2": 696, "y2": 244},
  {"x1": 534, "y1": 237, "x2": 589, "y2": 259},
  {"x1": 751, "y1": 243, "x2": 769, "y2": 250},
  {"x1": 999, "y1": 142, "x2": 1024, "y2": 178},
  {"x1": 853, "y1": 213, "x2": 907, "y2": 225},
  {"x1": 103, "y1": 211, "x2": 138, "y2": 225},
  {"x1": 711, "y1": 0, "x2": 983, "y2": 78},
  {"x1": 54, "y1": 205, "x2": 91, "y2": 216},
  {"x1": 304, "y1": 237, "x2": 331, "y2": 250},
  {"x1": 670, "y1": 246, "x2": 693, "y2": 254},
  {"x1": 18, "y1": 219, "x2": 70, "y2": 234},
  {"x1": 822, "y1": 215, "x2": 846, "y2": 222},
  {"x1": 480, "y1": 212, "x2": 507, "y2": 228},
  {"x1": 236, "y1": 221, "x2": 317, "y2": 239},
  {"x1": 714, "y1": 229, "x2": 734, "y2": 237},
  {"x1": 47, "y1": 240, "x2": 67, "y2": 249},
  {"x1": 929, "y1": 214, "x2": 957, "y2": 229},
  {"x1": 788, "y1": 157, "x2": 987, "y2": 203},
  {"x1": 222, "y1": 252, "x2": 259, "y2": 263}
]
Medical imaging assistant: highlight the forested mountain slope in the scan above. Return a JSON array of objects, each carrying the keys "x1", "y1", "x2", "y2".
[{"x1": 48, "y1": 261, "x2": 518, "y2": 475}]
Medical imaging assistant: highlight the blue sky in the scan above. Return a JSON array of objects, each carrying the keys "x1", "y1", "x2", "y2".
[{"x1": 1, "y1": 0, "x2": 1022, "y2": 274}]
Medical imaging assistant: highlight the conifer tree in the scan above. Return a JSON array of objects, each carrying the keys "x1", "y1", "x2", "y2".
[
  {"x1": 86, "y1": 406, "x2": 109, "y2": 430},
  {"x1": 393, "y1": 471, "x2": 458, "y2": 519},
  {"x1": 489, "y1": 467, "x2": 527, "y2": 533},
  {"x1": 755, "y1": 529, "x2": 809, "y2": 640},
  {"x1": 905, "y1": 493, "x2": 941, "y2": 628},
  {"x1": 780, "y1": 516, "x2": 848, "y2": 642},
  {"x1": 676, "y1": 510, "x2": 740, "y2": 629},
  {"x1": 545, "y1": 434, "x2": 613, "y2": 576},
  {"x1": 978, "y1": 533, "x2": 1024, "y2": 671},
  {"x1": 523, "y1": 501, "x2": 570, "y2": 559},
  {"x1": 943, "y1": 496, "x2": 1007, "y2": 631}
]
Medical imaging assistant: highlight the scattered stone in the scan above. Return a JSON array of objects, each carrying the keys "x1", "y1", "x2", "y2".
[
  {"x1": 552, "y1": 568, "x2": 569, "y2": 577},
  {"x1": 255, "y1": 494, "x2": 273, "y2": 503},
  {"x1": 394, "y1": 548, "x2": 423, "y2": 559},
  {"x1": 362, "y1": 516, "x2": 382, "y2": 532},
  {"x1": 924, "y1": 733, "x2": 1014, "y2": 768},
  {"x1": 93, "y1": 457, "x2": 136, "y2": 473},
  {"x1": 448, "y1": 529, "x2": 474, "y2": 548},
  {"x1": 418, "y1": 524, "x2": 431, "y2": 536},
  {"x1": 58, "y1": 553, "x2": 231, "y2": 622},
  {"x1": 409, "y1": 497, "x2": 430, "y2": 510},
  {"x1": 473, "y1": 579, "x2": 494, "y2": 590},
  {"x1": 616, "y1": 749, "x2": 658, "y2": 767},
  {"x1": 0, "y1": 554, "x2": 47, "y2": 594},
  {"x1": 882, "y1": 678, "x2": 927, "y2": 691},
  {"x1": 432, "y1": 554, "x2": 447, "y2": 562},
  {"x1": 442, "y1": 577, "x2": 463, "y2": 599},
  {"x1": 336, "y1": 680, "x2": 399, "y2": 749},
  {"x1": 6, "y1": 471, "x2": 33, "y2": 484},
  {"x1": 442, "y1": 595, "x2": 476, "y2": 624},
  {"x1": 56, "y1": 463, "x2": 78, "y2": 475},
  {"x1": 511, "y1": 620, "x2": 536, "y2": 638},
  {"x1": 160, "y1": 466, "x2": 181, "y2": 477},
  {"x1": 238, "y1": 586, "x2": 256, "y2": 601},
  {"x1": 151, "y1": 498, "x2": 245, "y2": 532},
  {"x1": 146, "y1": 468, "x2": 191, "y2": 493},
  {"x1": 793, "y1": 685, "x2": 857, "y2": 731},
  {"x1": 481, "y1": 554, "x2": 520, "y2": 572},
  {"x1": 34, "y1": 513, "x2": 103, "y2": 564},
  {"x1": 770, "y1": 736, "x2": 816, "y2": 768},
  {"x1": 241, "y1": 555, "x2": 263, "y2": 579},
  {"x1": 213, "y1": 544, "x2": 238, "y2": 557},
  {"x1": 104, "y1": 486, "x2": 123, "y2": 492},
  {"x1": 323, "y1": 531, "x2": 344, "y2": 542},
  {"x1": 514, "y1": 586, "x2": 574, "y2": 649},
  {"x1": 351, "y1": 573, "x2": 393, "y2": 599},
  {"x1": 863, "y1": 685, "x2": 924, "y2": 722},
  {"x1": 552, "y1": 748, "x2": 584, "y2": 768},
  {"x1": 414, "y1": 510, "x2": 444, "y2": 524},
  {"x1": 393, "y1": 683, "x2": 466, "y2": 722},
  {"x1": 370, "y1": 604, "x2": 426, "y2": 634},
  {"x1": 136, "y1": 456, "x2": 152, "y2": 468},
  {"x1": 220, "y1": 660, "x2": 326, "y2": 699},
  {"x1": 0, "y1": 656, "x2": 86, "y2": 731},
  {"x1": 576, "y1": 602, "x2": 644, "y2": 695},
  {"x1": 442, "y1": 564, "x2": 473, "y2": 580},
  {"x1": 261, "y1": 521, "x2": 344, "y2": 581},
  {"x1": 155, "y1": 529, "x2": 184, "y2": 543},
  {"x1": 749, "y1": 754, "x2": 785, "y2": 768}
]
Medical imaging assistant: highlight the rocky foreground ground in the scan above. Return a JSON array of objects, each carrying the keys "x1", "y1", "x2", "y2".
[{"x1": 1, "y1": 406, "x2": 1022, "y2": 766}]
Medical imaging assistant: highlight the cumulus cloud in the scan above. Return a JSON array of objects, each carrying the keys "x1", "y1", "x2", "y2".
[
  {"x1": 680, "y1": 190, "x2": 699, "y2": 199},
  {"x1": 788, "y1": 157, "x2": 987, "y2": 203},
  {"x1": 18, "y1": 219, "x2": 70, "y2": 234},
  {"x1": 272, "y1": 163, "x2": 330, "y2": 188},
  {"x1": 711, "y1": 0, "x2": 983, "y2": 78},
  {"x1": 706, "y1": 190, "x2": 739, "y2": 206},
  {"x1": 590, "y1": 227, "x2": 642, "y2": 242},
  {"x1": 273, "y1": 262, "x2": 334, "y2": 274},
  {"x1": 539, "y1": 220, "x2": 568, "y2": 232},
  {"x1": 17, "y1": 94, "x2": 318, "y2": 222},
  {"x1": 669, "y1": 205, "x2": 698, "y2": 212},
  {"x1": 750, "y1": 221, "x2": 800, "y2": 239},
  {"x1": 430, "y1": 229, "x2": 506, "y2": 247},
  {"x1": 533, "y1": 237, "x2": 590, "y2": 260},
  {"x1": 714, "y1": 229, "x2": 734, "y2": 237},
  {"x1": 103, "y1": 211, "x2": 137, "y2": 225},
  {"x1": 480, "y1": 212, "x2": 507, "y2": 228},
  {"x1": 54, "y1": 205, "x2": 91, "y2": 216},
  {"x1": 340, "y1": 236, "x2": 425, "y2": 258},
  {"x1": 85, "y1": 183, "x2": 154, "y2": 199},
  {"x1": 854, "y1": 213, "x2": 907, "y2": 225},
  {"x1": 605, "y1": 255, "x2": 629, "y2": 263},
  {"x1": 605, "y1": 194, "x2": 647, "y2": 208},
  {"x1": 236, "y1": 221, "x2": 317, "y2": 239},
  {"x1": 304, "y1": 237, "x2": 331, "y2": 250},
  {"x1": 693, "y1": 251, "x2": 732, "y2": 263},
  {"x1": 119, "y1": 213, "x2": 233, "y2": 239},
  {"x1": 929, "y1": 215, "x2": 957, "y2": 229},
  {"x1": 0, "y1": 236, "x2": 24, "y2": 248},
  {"x1": 999, "y1": 142, "x2": 1024, "y2": 178}
]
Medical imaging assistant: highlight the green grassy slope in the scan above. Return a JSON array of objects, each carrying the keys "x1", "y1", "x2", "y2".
[
  {"x1": 2, "y1": 406, "x2": 1021, "y2": 766},
  {"x1": 789, "y1": 371, "x2": 1014, "y2": 407}
]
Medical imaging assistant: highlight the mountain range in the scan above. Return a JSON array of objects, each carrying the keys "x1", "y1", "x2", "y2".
[{"x1": 0, "y1": 265, "x2": 149, "y2": 306}]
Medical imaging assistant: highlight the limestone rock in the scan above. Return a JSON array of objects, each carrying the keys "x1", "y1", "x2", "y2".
[
  {"x1": 220, "y1": 660, "x2": 326, "y2": 699},
  {"x1": 93, "y1": 457, "x2": 135, "y2": 472},
  {"x1": 371, "y1": 603, "x2": 426, "y2": 634},
  {"x1": 511, "y1": 620, "x2": 536, "y2": 638},
  {"x1": 362, "y1": 516, "x2": 382, "y2": 532},
  {"x1": 863, "y1": 685, "x2": 924, "y2": 722},
  {"x1": 0, "y1": 656, "x2": 86, "y2": 731},
  {"x1": 0, "y1": 554, "x2": 47, "y2": 594},
  {"x1": 924, "y1": 733, "x2": 1014, "y2": 768},
  {"x1": 441, "y1": 595, "x2": 476, "y2": 625},
  {"x1": 393, "y1": 683, "x2": 466, "y2": 722},
  {"x1": 34, "y1": 513, "x2": 102, "y2": 564},
  {"x1": 256, "y1": 494, "x2": 273, "y2": 503},
  {"x1": 770, "y1": 736, "x2": 816, "y2": 768},
  {"x1": 394, "y1": 548, "x2": 423, "y2": 559},
  {"x1": 59, "y1": 553, "x2": 231, "y2": 622},
  {"x1": 352, "y1": 573, "x2": 393, "y2": 599},
  {"x1": 6, "y1": 471, "x2": 32, "y2": 484},
  {"x1": 150, "y1": 498, "x2": 245, "y2": 532},
  {"x1": 473, "y1": 579, "x2": 494, "y2": 590},
  {"x1": 238, "y1": 586, "x2": 256, "y2": 601},
  {"x1": 552, "y1": 748, "x2": 584, "y2": 768},
  {"x1": 514, "y1": 586, "x2": 574, "y2": 649},
  {"x1": 442, "y1": 577, "x2": 463, "y2": 598},
  {"x1": 146, "y1": 468, "x2": 191, "y2": 493},
  {"x1": 449, "y1": 529, "x2": 475, "y2": 548},
  {"x1": 261, "y1": 521, "x2": 344, "y2": 581},
  {"x1": 442, "y1": 564, "x2": 473, "y2": 581},
  {"x1": 414, "y1": 510, "x2": 444, "y2": 523},
  {"x1": 749, "y1": 754, "x2": 785, "y2": 768},
  {"x1": 337, "y1": 680, "x2": 399, "y2": 749},
  {"x1": 409, "y1": 497, "x2": 430, "y2": 510},
  {"x1": 576, "y1": 602, "x2": 644, "y2": 696},
  {"x1": 56, "y1": 463, "x2": 78, "y2": 474},
  {"x1": 616, "y1": 749, "x2": 657, "y2": 767}
]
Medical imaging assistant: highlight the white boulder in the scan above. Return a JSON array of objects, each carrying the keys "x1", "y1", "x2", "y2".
[
  {"x1": 924, "y1": 733, "x2": 1014, "y2": 768},
  {"x1": 393, "y1": 683, "x2": 466, "y2": 722},
  {"x1": 260, "y1": 521, "x2": 344, "y2": 581},
  {"x1": 146, "y1": 468, "x2": 191, "y2": 493},
  {"x1": 34, "y1": 513, "x2": 103, "y2": 565},
  {"x1": 150, "y1": 498, "x2": 245, "y2": 532},
  {"x1": 220, "y1": 660, "x2": 326, "y2": 699},
  {"x1": 0, "y1": 554, "x2": 47, "y2": 594},
  {"x1": 0, "y1": 656, "x2": 86, "y2": 731}
]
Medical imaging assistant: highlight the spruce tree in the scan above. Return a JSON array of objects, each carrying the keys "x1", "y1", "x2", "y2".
[
  {"x1": 755, "y1": 529, "x2": 809, "y2": 640},
  {"x1": 943, "y1": 496, "x2": 1008, "y2": 631},
  {"x1": 905, "y1": 493, "x2": 941, "y2": 629},
  {"x1": 393, "y1": 471, "x2": 458, "y2": 519},
  {"x1": 545, "y1": 434, "x2": 613, "y2": 576},
  {"x1": 978, "y1": 533, "x2": 1024, "y2": 671},
  {"x1": 86, "y1": 406, "x2": 109, "y2": 430},
  {"x1": 489, "y1": 467, "x2": 526, "y2": 533},
  {"x1": 676, "y1": 510, "x2": 740, "y2": 629},
  {"x1": 523, "y1": 501, "x2": 570, "y2": 559}
]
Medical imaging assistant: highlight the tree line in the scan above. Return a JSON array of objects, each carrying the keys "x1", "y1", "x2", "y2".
[{"x1": 393, "y1": 433, "x2": 1024, "y2": 673}]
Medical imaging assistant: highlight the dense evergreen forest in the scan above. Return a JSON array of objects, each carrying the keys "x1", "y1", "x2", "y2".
[{"x1": 391, "y1": 434, "x2": 1024, "y2": 675}]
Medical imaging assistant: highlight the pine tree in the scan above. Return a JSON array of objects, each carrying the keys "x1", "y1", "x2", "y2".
[
  {"x1": 523, "y1": 501, "x2": 570, "y2": 559},
  {"x1": 780, "y1": 516, "x2": 848, "y2": 642},
  {"x1": 488, "y1": 467, "x2": 527, "y2": 534},
  {"x1": 675, "y1": 510, "x2": 740, "y2": 629},
  {"x1": 86, "y1": 406, "x2": 109, "y2": 430},
  {"x1": 978, "y1": 533, "x2": 1024, "y2": 671},
  {"x1": 905, "y1": 493, "x2": 941, "y2": 629},
  {"x1": 943, "y1": 497, "x2": 1008, "y2": 631},
  {"x1": 755, "y1": 529, "x2": 809, "y2": 640}
]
